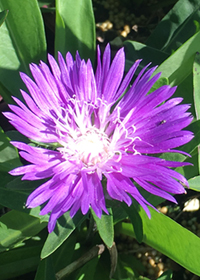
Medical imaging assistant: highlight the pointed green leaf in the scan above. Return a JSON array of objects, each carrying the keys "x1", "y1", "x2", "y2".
[
  {"x1": 107, "y1": 200, "x2": 127, "y2": 225},
  {"x1": 188, "y1": 175, "x2": 200, "y2": 191},
  {"x1": 124, "y1": 40, "x2": 168, "y2": 72},
  {"x1": 0, "y1": 210, "x2": 47, "y2": 252},
  {"x1": 35, "y1": 232, "x2": 76, "y2": 279},
  {"x1": 0, "y1": 0, "x2": 46, "y2": 103},
  {"x1": 41, "y1": 211, "x2": 86, "y2": 259},
  {"x1": 183, "y1": 120, "x2": 200, "y2": 154},
  {"x1": 91, "y1": 208, "x2": 114, "y2": 248},
  {"x1": 153, "y1": 30, "x2": 200, "y2": 87},
  {"x1": 0, "y1": 238, "x2": 43, "y2": 280},
  {"x1": 146, "y1": 0, "x2": 200, "y2": 51},
  {"x1": 193, "y1": 51, "x2": 200, "y2": 118},
  {"x1": 120, "y1": 207, "x2": 200, "y2": 276},
  {"x1": 149, "y1": 77, "x2": 169, "y2": 94},
  {"x1": 0, "y1": 177, "x2": 48, "y2": 222},
  {"x1": 34, "y1": 256, "x2": 56, "y2": 280},
  {"x1": 55, "y1": 0, "x2": 96, "y2": 63},
  {"x1": 122, "y1": 203, "x2": 143, "y2": 243},
  {"x1": 0, "y1": 9, "x2": 8, "y2": 26},
  {"x1": 0, "y1": 127, "x2": 21, "y2": 172},
  {"x1": 52, "y1": 234, "x2": 77, "y2": 272}
]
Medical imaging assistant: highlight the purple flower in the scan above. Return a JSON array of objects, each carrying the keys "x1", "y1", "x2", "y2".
[{"x1": 5, "y1": 44, "x2": 193, "y2": 232}]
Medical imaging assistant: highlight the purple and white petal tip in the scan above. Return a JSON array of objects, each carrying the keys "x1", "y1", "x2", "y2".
[{"x1": 6, "y1": 44, "x2": 193, "y2": 232}]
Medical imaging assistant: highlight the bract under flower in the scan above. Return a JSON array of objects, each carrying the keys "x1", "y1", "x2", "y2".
[{"x1": 5, "y1": 44, "x2": 193, "y2": 232}]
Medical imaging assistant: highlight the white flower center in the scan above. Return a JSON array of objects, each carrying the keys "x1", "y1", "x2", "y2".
[{"x1": 75, "y1": 128, "x2": 110, "y2": 166}]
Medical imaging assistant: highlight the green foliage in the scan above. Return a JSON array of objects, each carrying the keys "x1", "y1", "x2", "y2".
[
  {"x1": 0, "y1": 210, "x2": 47, "y2": 252},
  {"x1": 55, "y1": 0, "x2": 96, "y2": 63},
  {"x1": 0, "y1": 9, "x2": 8, "y2": 26},
  {"x1": 0, "y1": 236, "x2": 44, "y2": 280},
  {"x1": 41, "y1": 211, "x2": 86, "y2": 258},
  {"x1": 146, "y1": 0, "x2": 200, "y2": 52},
  {"x1": 188, "y1": 175, "x2": 200, "y2": 191},
  {"x1": 122, "y1": 202, "x2": 143, "y2": 243},
  {"x1": 119, "y1": 207, "x2": 200, "y2": 276},
  {"x1": 0, "y1": 128, "x2": 22, "y2": 172},
  {"x1": 34, "y1": 257, "x2": 56, "y2": 280},
  {"x1": 1, "y1": 0, "x2": 200, "y2": 279},
  {"x1": 91, "y1": 208, "x2": 114, "y2": 248},
  {"x1": 0, "y1": 0, "x2": 46, "y2": 103},
  {"x1": 193, "y1": 51, "x2": 200, "y2": 118}
]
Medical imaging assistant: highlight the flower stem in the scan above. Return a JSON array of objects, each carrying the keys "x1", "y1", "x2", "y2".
[{"x1": 55, "y1": 244, "x2": 105, "y2": 280}]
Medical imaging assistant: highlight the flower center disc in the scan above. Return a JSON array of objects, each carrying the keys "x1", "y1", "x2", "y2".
[{"x1": 76, "y1": 129, "x2": 110, "y2": 166}]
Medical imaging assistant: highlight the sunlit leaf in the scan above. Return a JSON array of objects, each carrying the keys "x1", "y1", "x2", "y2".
[
  {"x1": 153, "y1": 30, "x2": 200, "y2": 87},
  {"x1": 188, "y1": 175, "x2": 200, "y2": 192},
  {"x1": 0, "y1": 0, "x2": 46, "y2": 103},
  {"x1": 0, "y1": 210, "x2": 47, "y2": 252},
  {"x1": 41, "y1": 211, "x2": 86, "y2": 259},
  {"x1": 55, "y1": 0, "x2": 95, "y2": 63},
  {"x1": 193, "y1": 52, "x2": 200, "y2": 118},
  {"x1": 119, "y1": 207, "x2": 200, "y2": 276},
  {"x1": 146, "y1": 0, "x2": 200, "y2": 52},
  {"x1": 91, "y1": 208, "x2": 114, "y2": 248}
]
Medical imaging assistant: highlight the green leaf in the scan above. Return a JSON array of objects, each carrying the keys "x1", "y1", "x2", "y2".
[
  {"x1": 146, "y1": 0, "x2": 200, "y2": 51},
  {"x1": 75, "y1": 256, "x2": 99, "y2": 280},
  {"x1": 121, "y1": 203, "x2": 143, "y2": 243},
  {"x1": 34, "y1": 256, "x2": 56, "y2": 280},
  {"x1": 188, "y1": 175, "x2": 200, "y2": 191},
  {"x1": 157, "y1": 269, "x2": 173, "y2": 280},
  {"x1": 0, "y1": 177, "x2": 48, "y2": 222},
  {"x1": 55, "y1": 0, "x2": 96, "y2": 63},
  {"x1": 35, "y1": 234, "x2": 77, "y2": 279},
  {"x1": 112, "y1": 254, "x2": 146, "y2": 280},
  {"x1": 0, "y1": 0, "x2": 46, "y2": 103},
  {"x1": 124, "y1": 41, "x2": 168, "y2": 72},
  {"x1": 0, "y1": 171, "x2": 14, "y2": 187},
  {"x1": 6, "y1": 130, "x2": 29, "y2": 143},
  {"x1": 0, "y1": 127, "x2": 21, "y2": 172},
  {"x1": 0, "y1": 210, "x2": 47, "y2": 252},
  {"x1": 183, "y1": 120, "x2": 200, "y2": 154},
  {"x1": 148, "y1": 77, "x2": 169, "y2": 94},
  {"x1": 153, "y1": 30, "x2": 200, "y2": 87},
  {"x1": 193, "y1": 51, "x2": 200, "y2": 118},
  {"x1": 107, "y1": 200, "x2": 127, "y2": 225},
  {"x1": 119, "y1": 207, "x2": 200, "y2": 276},
  {"x1": 91, "y1": 208, "x2": 114, "y2": 248},
  {"x1": 152, "y1": 31, "x2": 200, "y2": 119},
  {"x1": 41, "y1": 211, "x2": 86, "y2": 259},
  {"x1": 52, "y1": 234, "x2": 77, "y2": 272},
  {"x1": 0, "y1": 237, "x2": 43, "y2": 280},
  {"x1": 192, "y1": 52, "x2": 200, "y2": 174},
  {"x1": 0, "y1": 9, "x2": 8, "y2": 26}
]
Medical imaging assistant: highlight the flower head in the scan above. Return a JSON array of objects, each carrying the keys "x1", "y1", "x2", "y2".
[{"x1": 5, "y1": 44, "x2": 193, "y2": 232}]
